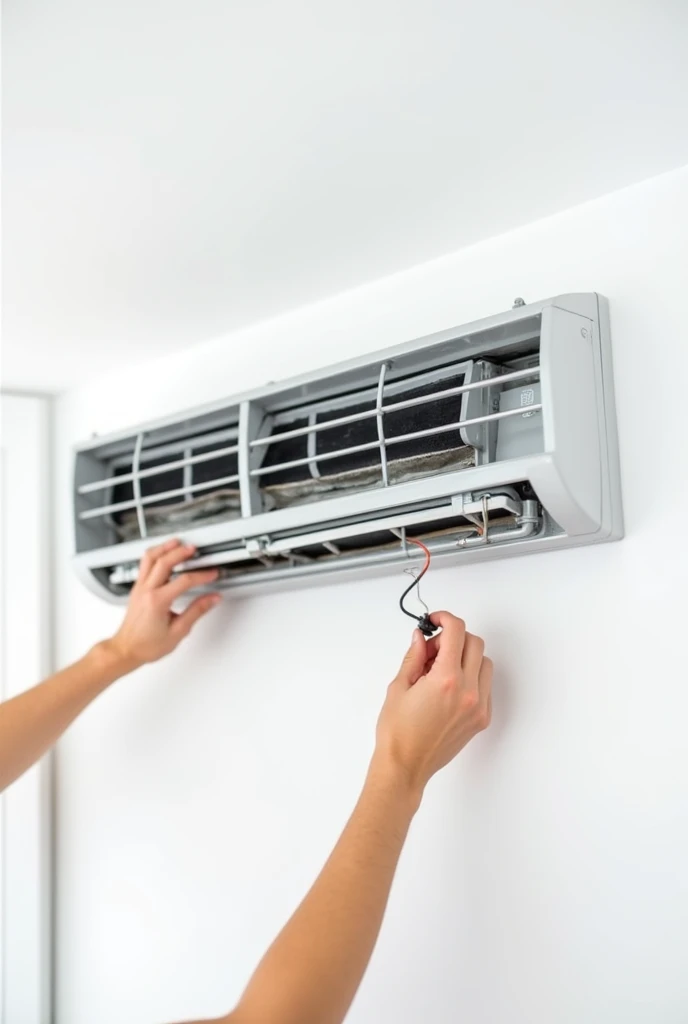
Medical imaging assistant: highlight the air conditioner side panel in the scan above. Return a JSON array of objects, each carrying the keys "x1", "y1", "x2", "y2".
[
  {"x1": 535, "y1": 305, "x2": 602, "y2": 537},
  {"x1": 593, "y1": 294, "x2": 624, "y2": 542}
]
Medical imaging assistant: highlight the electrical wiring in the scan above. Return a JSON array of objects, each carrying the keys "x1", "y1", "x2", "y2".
[{"x1": 398, "y1": 537, "x2": 438, "y2": 636}]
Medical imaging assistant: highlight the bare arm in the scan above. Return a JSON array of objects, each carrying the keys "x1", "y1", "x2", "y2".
[
  {"x1": 228, "y1": 756, "x2": 416, "y2": 1024},
  {"x1": 183, "y1": 612, "x2": 492, "y2": 1024},
  {"x1": 0, "y1": 539, "x2": 220, "y2": 793}
]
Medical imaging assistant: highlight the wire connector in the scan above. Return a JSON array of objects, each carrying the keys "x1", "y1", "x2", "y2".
[{"x1": 417, "y1": 613, "x2": 437, "y2": 638}]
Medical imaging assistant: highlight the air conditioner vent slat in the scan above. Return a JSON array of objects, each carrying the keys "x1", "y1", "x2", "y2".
[
  {"x1": 79, "y1": 473, "x2": 241, "y2": 520},
  {"x1": 78, "y1": 443, "x2": 240, "y2": 495},
  {"x1": 109, "y1": 425, "x2": 239, "y2": 469},
  {"x1": 106, "y1": 494, "x2": 539, "y2": 589},
  {"x1": 248, "y1": 364, "x2": 540, "y2": 449},
  {"x1": 250, "y1": 404, "x2": 542, "y2": 480}
]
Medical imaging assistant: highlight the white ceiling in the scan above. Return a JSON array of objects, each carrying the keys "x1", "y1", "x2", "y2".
[{"x1": 2, "y1": 1, "x2": 688, "y2": 392}]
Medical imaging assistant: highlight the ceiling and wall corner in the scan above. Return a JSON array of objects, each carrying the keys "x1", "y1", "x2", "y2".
[{"x1": 2, "y1": 0, "x2": 688, "y2": 392}]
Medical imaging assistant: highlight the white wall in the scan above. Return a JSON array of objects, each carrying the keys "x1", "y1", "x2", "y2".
[
  {"x1": 53, "y1": 166, "x2": 688, "y2": 1024},
  {"x1": 0, "y1": 396, "x2": 53, "y2": 1024}
]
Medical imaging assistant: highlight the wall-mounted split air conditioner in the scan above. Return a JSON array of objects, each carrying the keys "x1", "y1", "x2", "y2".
[{"x1": 72, "y1": 293, "x2": 623, "y2": 603}]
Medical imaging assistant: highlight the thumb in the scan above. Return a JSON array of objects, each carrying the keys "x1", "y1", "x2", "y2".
[
  {"x1": 395, "y1": 629, "x2": 427, "y2": 688},
  {"x1": 171, "y1": 593, "x2": 221, "y2": 640}
]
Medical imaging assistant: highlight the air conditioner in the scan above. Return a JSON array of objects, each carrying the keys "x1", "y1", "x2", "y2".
[{"x1": 72, "y1": 293, "x2": 622, "y2": 603}]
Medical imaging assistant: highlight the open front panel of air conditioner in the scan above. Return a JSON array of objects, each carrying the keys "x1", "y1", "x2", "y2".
[{"x1": 73, "y1": 293, "x2": 622, "y2": 602}]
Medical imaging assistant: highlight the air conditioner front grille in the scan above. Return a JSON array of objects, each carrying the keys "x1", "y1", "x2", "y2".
[{"x1": 75, "y1": 358, "x2": 542, "y2": 555}]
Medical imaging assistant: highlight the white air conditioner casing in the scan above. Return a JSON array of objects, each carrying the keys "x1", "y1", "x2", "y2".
[{"x1": 72, "y1": 293, "x2": 623, "y2": 603}]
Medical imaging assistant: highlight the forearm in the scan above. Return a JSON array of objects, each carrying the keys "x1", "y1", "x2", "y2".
[
  {"x1": 0, "y1": 641, "x2": 132, "y2": 791},
  {"x1": 231, "y1": 755, "x2": 420, "y2": 1024}
]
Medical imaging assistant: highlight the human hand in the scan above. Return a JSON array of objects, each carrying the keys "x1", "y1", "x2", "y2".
[
  {"x1": 374, "y1": 611, "x2": 492, "y2": 801},
  {"x1": 106, "y1": 538, "x2": 221, "y2": 673}
]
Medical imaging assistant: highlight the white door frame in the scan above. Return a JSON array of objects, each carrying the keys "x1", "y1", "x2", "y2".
[{"x1": 0, "y1": 394, "x2": 53, "y2": 1024}]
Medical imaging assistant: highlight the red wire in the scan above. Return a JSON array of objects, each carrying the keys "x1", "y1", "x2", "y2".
[{"x1": 406, "y1": 536, "x2": 431, "y2": 573}]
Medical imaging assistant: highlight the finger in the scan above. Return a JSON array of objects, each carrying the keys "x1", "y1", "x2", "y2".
[
  {"x1": 423, "y1": 634, "x2": 441, "y2": 668},
  {"x1": 424, "y1": 634, "x2": 441, "y2": 659},
  {"x1": 137, "y1": 538, "x2": 182, "y2": 585},
  {"x1": 160, "y1": 569, "x2": 220, "y2": 604},
  {"x1": 429, "y1": 611, "x2": 467, "y2": 673},
  {"x1": 461, "y1": 632, "x2": 485, "y2": 690},
  {"x1": 170, "y1": 593, "x2": 221, "y2": 640},
  {"x1": 394, "y1": 629, "x2": 427, "y2": 689},
  {"x1": 146, "y1": 543, "x2": 198, "y2": 589}
]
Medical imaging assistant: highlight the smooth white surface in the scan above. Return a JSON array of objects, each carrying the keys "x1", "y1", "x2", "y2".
[
  {"x1": 4, "y1": 0, "x2": 688, "y2": 391},
  {"x1": 53, "y1": 168, "x2": 688, "y2": 1023},
  {"x1": 0, "y1": 395, "x2": 52, "y2": 1024}
]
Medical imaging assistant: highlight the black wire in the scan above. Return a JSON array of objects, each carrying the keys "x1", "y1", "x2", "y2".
[
  {"x1": 399, "y1": 565, "x2": 429, "y2": 625},
  {"x1": 398, "y1": 538, "x2": 437, "y2": 636},
  {"x1": 399, "y1": 568, "x2": 436, "y2": 637}
]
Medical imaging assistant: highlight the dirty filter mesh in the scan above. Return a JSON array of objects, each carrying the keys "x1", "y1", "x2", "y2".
[{"x1": 112, "y1": 372, "x2": 474, "y2": 540}]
